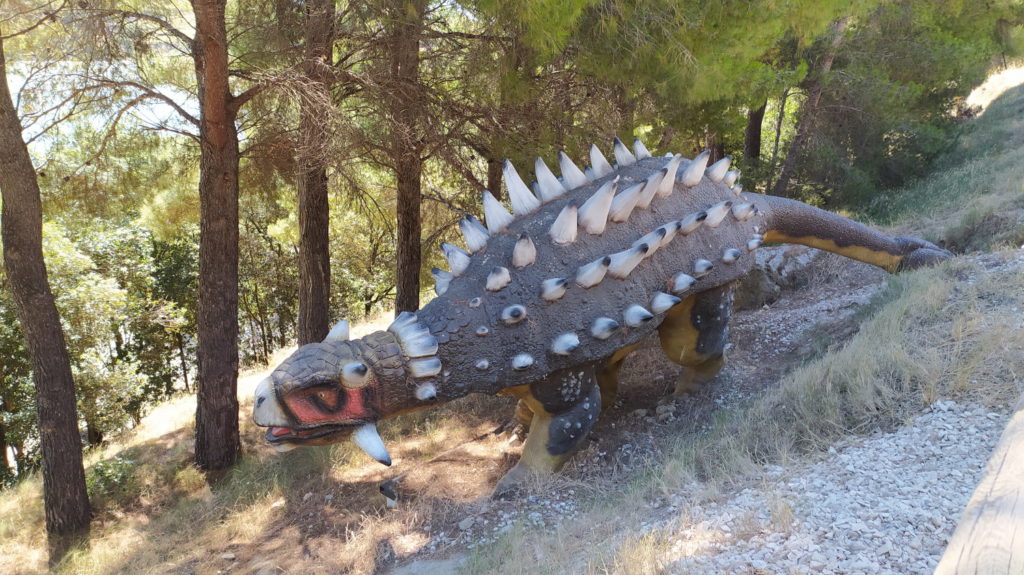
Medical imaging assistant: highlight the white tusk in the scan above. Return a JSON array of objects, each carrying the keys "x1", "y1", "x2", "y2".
[{"x1": 352, "y1": 423, "x2": 391, "y2": 466}]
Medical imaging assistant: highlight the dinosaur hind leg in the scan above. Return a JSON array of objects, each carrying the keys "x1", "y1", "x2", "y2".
[
  {"x1": 657, "y1": 283, "x2": 734, "y2": 396},
  {"x1": 596, "y1": 343, "x2": 640, "y2": 410}
]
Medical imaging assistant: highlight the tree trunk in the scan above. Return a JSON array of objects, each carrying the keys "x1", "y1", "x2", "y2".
[
  {"x1": 0, "y1": 35, "x2": 91, "y2": 543},
  {"x1": 387, "y1": 0, "x2": 427, "y2": 314},
  {"x1": 192, "y1": 0, "x2": 241, "y2": 471},
  {"x1": 176, "y1": 333, "x2": 190, "y2": 392},
  {"x1": 769, "y1": 88, "x2": 790, "y2": 169},
  {"x1": 772, "y1": 17, "x2": 849, "y2": 197},
  {"x1": 744, "y1": 101, "x2": 767, "y2": 167},
  {"x1": 296, "y1": 0, "x2": 335, "y2": 345},
  {"x1": 486, "y1": 157, "x2": 502, "y2": 199}
]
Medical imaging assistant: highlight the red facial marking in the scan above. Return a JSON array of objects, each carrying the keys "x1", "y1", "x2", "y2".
[{"x1": 284, "y1": 385, "x2": 374, "y2": 425}]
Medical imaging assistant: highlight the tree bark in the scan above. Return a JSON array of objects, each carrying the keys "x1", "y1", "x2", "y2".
[
  {"x1": 296, "y1": 0, "x2": 335, "y2": 345},
  {"x1": 773, "y1": 17, "x2": 849, "y2": 197},
  {"x1": 192, "y1": 0, "x2": 241, "y2": 471},
  {"x1": 0, "y1": 35, "x2": 91, "y2": 541},
  {"x1": 744, "y1": 101, "x2": 767, "y2": 167}
]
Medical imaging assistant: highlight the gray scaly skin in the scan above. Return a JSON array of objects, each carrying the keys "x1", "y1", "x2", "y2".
[{"x1": 253, "y1": 138, "x2": 951, "y2": 495}]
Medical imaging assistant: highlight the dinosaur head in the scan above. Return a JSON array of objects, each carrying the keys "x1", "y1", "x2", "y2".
[{"x1": 252, "y1": 314, "x2": 442, "y2": 466}]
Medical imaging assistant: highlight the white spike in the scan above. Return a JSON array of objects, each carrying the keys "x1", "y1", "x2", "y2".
[
  {"x1": 732, "y1": 203, "x2": 756, "y2": 221},
  {"x1": 608, "y1": 244, "x2": 649, "y2": 279},
  {"x1": 633, "y1": 228, "x2": 667, "y2": 258},
  {"x1": 578, "y1": 177, "x2": 617, "y2": 235},
  {"x1": 541, "y1": 278, "x2": 569, "y2": 301},
  {"x1": 325, "y1": 319, "x2": 350, "y2": 342},
  {"x1": 550, "y1": 332, "x2": 580, "y2": 356},
  {"x1": 503, "y1": 159, "x2": 541, "y2": 216},
  {"x1": 658, "y1": 221, "x2": 681, "y2": 248},
  {"x1": 549, "y1": 203, "x2": 578, "y2": 245},
  {"x1": 459, "y1": 215, "x2": 490, "y2": 253},
  {"x1": 633, "y1": 137, "x2": 652, "y2": 160},
  {"x1": 512, "y1": 234, "x2": 537, "y2": 268},
  {"x1": 341, "y1": 362, "x2": 370, "y2": 388},
  {"x1": 475, "y1": 359, "x2": 489, "y2": 370},
  {"x1": 409, "y1": 357, "x2": 442, "y2": 378},
  {"x1": 576, "y1": 256, "x2": 611, "y2": 288},
  {"x1": 624, "y1": 305, "x2": 654, "y2": 327},
  {"x1": 679, "y1": 211, "x2": 708, "y2": 235},
  {"x1": 705, "y1": 155, "x2": 732, "y2": 183},
  {"x1": 590, "y1": 143, "x2": 613, "y2": 178},
  {"x1": 733, "y1": 184, "x2": 744, "y2": 197},
  {"x1": 431, "y1": 267, "x2": 453, "y2": 296},
  {"x1": 486, "y1": 266, "x2": 512, "y2": 291},
  {"x1": 671, "y1": 272, "x2": 697, "y2": 293},
  {"x1": 693, "y1": 259, "x2": 714, "y2": 278},
  {"x1": 441, "y1": 242, "x2": 471, "y2": 276},
  {"x1": 747, "y1": 238, "x2": 763, "y2": 252},
  {"x1": 722, "y1": 248, "x2": 742, "y2": 264},
  {"x1": 482, "y1": 190, "x2": 514, "y2": 233},
  {"x1": 558, "y1": 151, "x2": 589, "y2": 189},
  {"x1": 590, "y1": 317, "x2": 619, "y2": 340},
  {"x1": 253, "y1": 377, "x2": 290, "y2": 427},
  {"x1": 680, "y1": 150, "x2": 710, "y2": 186},
  {"x1": 724, "y1": 169, "x2": 740, "y2": 188},
  {"x1": 534, "y1": 157, "x2": 567, "y2": 202},
  {"x1": 389, "y1": 314, "x2": 438, "y2": 358},
  {"x1": 705, "y1": 201, "x2": 733, "y2": 228},
  {"x1": 651, "y1": 292, "x2": 682, "y2": 314},
  {"x1": 584, "y1": 166, "x2": 597, "y2": 181},
  {"x1": 635, "y1": 169, "x2": 666, "y2": 210},
  {"x1": 415, "y1": 382, "x2": 437, "y2": 400},
  {"x1": 512, "y1": 353, "x2": 534, "y2": 370},
  {"x1": 656, "y1": 154, "x2": 684, "y2": 198},
  {"x1": 475, "y1": 326, "x2": 488, "y2": 336},
  {"x1": 352, "y1": 423, "x2": 391, "y2": 466},
  {"x1": 389, "y1": 310, "x2": 417, "y2": 333},
  {"x1": 613, "y1": 137, "x2": 636, "y2": 167},
  {"x1": 609, "y1": 182, "x2": 645, "y2": 223},
  {"x1": 501, "y1": 304, "x2": 527, "y2": 324}
]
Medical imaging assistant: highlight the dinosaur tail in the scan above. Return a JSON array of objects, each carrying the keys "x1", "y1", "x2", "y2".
[{"x1": 756, "y1": 193, "x2": 952, "y2": 273}]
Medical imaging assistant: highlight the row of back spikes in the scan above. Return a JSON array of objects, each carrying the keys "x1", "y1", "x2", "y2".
[{"x1": 437, "y1": 137, "x2": 742, "y2": 279}]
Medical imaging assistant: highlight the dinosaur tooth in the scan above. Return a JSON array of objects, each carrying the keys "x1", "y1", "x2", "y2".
[
  {"x1": 352, "y1": 423, "x2": 391, "y2": 466},
  {"x1": 324, "y1": 319, "x2": 350, "y2": 342},
  {"x1": 483, "y1": 190, "x2": 514, "y2": 233},
  {"x1": 551, "y1": 332, "x2": 580, "y2": 355},
  {"x1": 651, "y1": 292, "x2": 682, "y2": 314},
  {"x1": 704, "y1": 201, "x2": 734, "y2": 228},
  {"x1": 501, "y1": 304, "x2": 527, "y2": 324},
  {"x1": 576, "y1": 256, "x2": 611, "y2": 288},
  {"x1": 724, "y1": 169, "x2": 740, "y2": 188},
  {"x1": 441, "y1": 242, "x2": 471, "y2": 276},
  {"x1": 656, "y1": 154, "x2": 684, "y2": 198},
  {"x1": 503, "y1": 158, "x2": 541, "y2": 216},
  {"x1": 475, "y1": 359, "x2": 489, "y2": 370},
  {"x1": 613, "y1": 137, "x2": 636, "y2": 167},
  {"x1": 679, "y1": 150, "x2": 711, "y2": 186},
  {"x1": 549, "y1": 203, "x2": 579, "y2": 245},
  {"x1": 512, "y1": 353, "x2": 534, "y2": 370},
  {"x1": 693, "y1": 258, "x2": 714, "y2": 277},
  {"x1": 431, "y1": 267, "x2": 453, "y2": 296},
  {"x1": 535, "y1": 157, "x2": 568, "y2": 202},
  {"x1": 475, "y1": 326, "x2": 489, "y2": 336},
  {"x1": 731, "y1": 203, "x2": 756, "y2": 221},
  {"x1": 635, "y1": 168, "x2": 667, "y2": 210},
  {"x1": 459, "y1": 215, "x2": 490, "y2": 252},
  {"x1": 590, "y1": 143, "x2": 614, "y2": 178},
  {"x1": 633, "y1": 137, "x2": 652, "y2": 160},
  {"x1": 610, "y1": 181, "x2": 645, "y2": 223},
  {"x1": 679, "y1": 211, "x2": 708, "y2": 235},
  {"x1": 722, "y1": 248, "x2": 742, "y2": 263},
  {"x1": 671, "y1": 272, "x2": 697, "y2": 293},
  {"x1": 608, "y1": 243, "x2": 649, "y2": 279},
  {"x1": 624, "y1": 305, "x2": 654, "y2": 327},
  {"x1": 409, "y1": 357, "x2": 442, "y2": 378},
  {"x1": 415, "y1": 382, "x2": 437, "y2": 401},
  {"x1": 541, "y1": 278, "x2": 569, "y2": 301},
  {"x1": 590, "y1": 317, "x2": 620, "y2": 340},
  {"x1": 578, "y1": 177, "x2": 618, "y2": 235},
  {"x1": 705, "y1": 155, "x2": 733, "y2": 184},
  {"x1": 512, "y1": 234, "x2": 537, "y2": 268},
  {"x1": 341, "y1": 362, "x2": 369, "y2": 388},
  {"x1": 558, "y1": 151, "x2": 589, "y2": 190},
  {"x1": 633, "y1": 228, "x2": 667, "y2": 258},
  {"x1": 747, "y1": 238, "x2": 763, "y2": 252},
  {"x1": 486, "y1": 266, "x2": 512, "y2": 291}
]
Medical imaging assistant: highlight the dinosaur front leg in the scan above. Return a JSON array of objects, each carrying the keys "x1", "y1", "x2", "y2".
[
  {"x1": 493, "y1": 367, "x2": 601, "y2": 498},
  {"x1": 657, "y1": 284, "x2": 733, "y2": 396}
]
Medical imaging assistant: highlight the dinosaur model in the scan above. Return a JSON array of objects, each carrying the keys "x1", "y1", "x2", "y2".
[{"x1": 252, "y1": 138, "x2": 951, "y2": 495}]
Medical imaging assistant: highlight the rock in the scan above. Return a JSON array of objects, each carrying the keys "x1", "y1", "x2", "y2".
[
  {"x1": 221, "y1": 553, "x2": 236, "y2": 561},
  {"x1": 458, "y1": 517, "x2": 475, "y2": 531}
]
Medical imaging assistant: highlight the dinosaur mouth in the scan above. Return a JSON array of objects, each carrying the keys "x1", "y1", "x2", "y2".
[{"x1": 264, "y1": 424, "x2": 354, "y2": 444}]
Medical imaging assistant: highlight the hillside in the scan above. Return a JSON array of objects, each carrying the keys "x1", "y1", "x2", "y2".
[{"x1": 2, "y1": 68, "x2": 1024, "y2": 575}]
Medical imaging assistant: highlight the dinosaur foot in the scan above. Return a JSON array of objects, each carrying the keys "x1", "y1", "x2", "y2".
[{"x1": 491, "y1": 462, "x2": 534, "y2": 500}]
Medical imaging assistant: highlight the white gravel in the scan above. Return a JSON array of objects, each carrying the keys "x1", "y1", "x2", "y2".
[{"x1": 662, "y1": 399, "x2": 1010, "y2": 574}]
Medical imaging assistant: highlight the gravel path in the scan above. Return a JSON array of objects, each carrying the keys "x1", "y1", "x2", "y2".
[{"x1": 663, "y1": 400, "x2": 1010, "y2": 574}]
